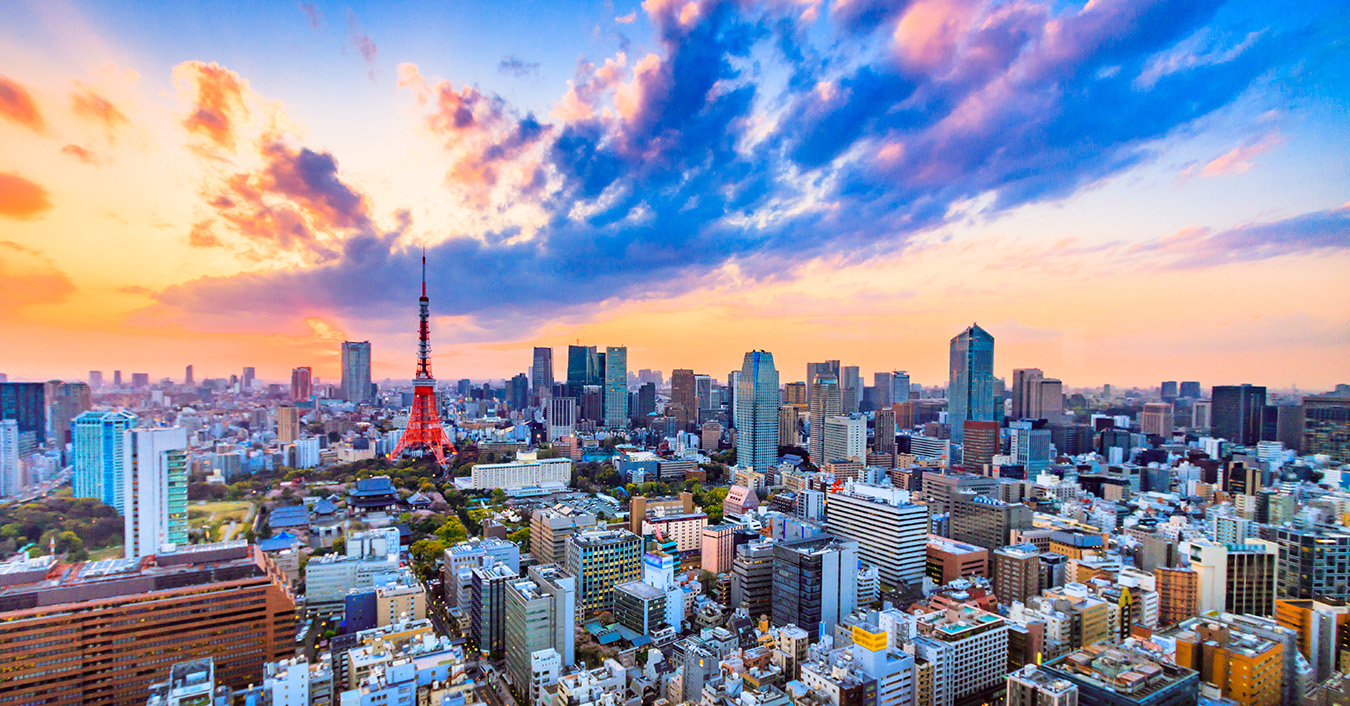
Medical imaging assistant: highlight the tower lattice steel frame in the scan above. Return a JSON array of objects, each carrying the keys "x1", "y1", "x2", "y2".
[{"x1": 388, "y1": 251, "x2": 455, "y2": 465}]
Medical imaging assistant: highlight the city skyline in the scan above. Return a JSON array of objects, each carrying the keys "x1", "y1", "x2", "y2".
[{"x1": 2, "y1": 1, "x2": 1348, "y2": 388}]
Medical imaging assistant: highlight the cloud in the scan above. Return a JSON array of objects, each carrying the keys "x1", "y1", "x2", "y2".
[
  {"x1": 1130, "y1": 207, "x2": 1350, "y2": 270},
  {"x1": 60, "y1": 144, "x2": 101, "y2": 164},
  {"x1": 498, "y1": 55, "x2": 541, "y2": 78},
  {"x1": 399, "y1": 63, "x2": 551, "y2": 208},
  {"x1": 0, "y1": 241, "x2": 74, "y2": 315},
  {"x1": 187, "y1": 220, "x2": 220, "y2": 248},
  {"x1": 300, "y1": 2, "x2": 322, "y2": 28},
  {"x1": 347, "y1": 16, "x2": 378, "y2": 80},
  {"x1": 197, "y1": 137, "x2": 374, "y2": 262},
  {"x1": 1191, "y1": 131, "x2": 1282, "y2": 177},
  {"x1": 174, "y1": 61, "x2": 251, "y2": 152},
  {"x1": 0, "y1": 76, "x2": 45, "y2": 132},
  {"x1": 259, "y1": 141, "x2": 371, "y2": 231},
  {"x1": 70, "y1": 84, "x2": 129, "y2": 141},
  {"x1": 616, "y1": 11, "x2": 637, "y2": 24},
  {"x1": 0, "y1": 173, "x2": 52, "y2": 219},
  {"x1": 150, "y1": 0, "x2": 1323, "y2": 338}
]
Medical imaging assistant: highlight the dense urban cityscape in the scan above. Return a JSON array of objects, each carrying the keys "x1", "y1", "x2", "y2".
[
  {"x1": 2, "y1": 249, "x2": 1349, "y2": 706},
  {"x1": 3, "y1": 0, "x2": 1348, "y2": 705}
]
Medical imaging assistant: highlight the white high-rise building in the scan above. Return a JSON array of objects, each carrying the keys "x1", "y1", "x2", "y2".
[
  {"x1": 123, "y1": 427, "x2": 190, "y2": 558},
  {"x1": 823, "y1": 415, "x2": 866, "y2": 463},
  {"x1": 0, "y1": 420, "x2": 19, "y2": 498},
  {"x1": 824, "y1": 482, "x2": 928, "y2": 588},
  {"x1": 548, "y1": 397, "x2": 577, "y2": 442},
  {"x1": 735, "y1": 350, "x2": 780, "y2": 475}
]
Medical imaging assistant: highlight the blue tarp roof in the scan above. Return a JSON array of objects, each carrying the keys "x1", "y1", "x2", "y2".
[
  {"x1": 258, "y1": 532, "x2": 300, "y2": 552},
  {"x1": 270, "y1": 505, "x2": 309, "y2": 527}
]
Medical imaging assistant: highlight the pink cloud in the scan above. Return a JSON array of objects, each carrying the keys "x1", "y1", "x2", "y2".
[
  {"x1": 348, "y1": 16, "x2": 378, "y2": 80},
  {"x1": 174, "y1": 61, "x2": 250, "y2": 152},
  {"x1": 1196, "y1": 132, "x2": 1281, "y2": 177},
  {"x1": 60, "y1": 144, "x2": 101, "y2": 164},
  {"x1": 0, "y1": 76, "x2": 45, "y2": 133}
]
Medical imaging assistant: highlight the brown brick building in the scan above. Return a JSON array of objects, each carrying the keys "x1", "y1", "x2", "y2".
[
  {"x1": 1155, "y1": 566, "x2": 1200, "y2": 626},
  {"x1": 0, "y1": 541, "x2": 296, "y2": 706}
]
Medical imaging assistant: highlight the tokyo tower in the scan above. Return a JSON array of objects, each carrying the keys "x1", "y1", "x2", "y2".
[{"x1": 388, "y1": 250, "x2": 455, "y2": 465}]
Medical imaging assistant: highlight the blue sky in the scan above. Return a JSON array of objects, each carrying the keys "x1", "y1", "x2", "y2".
[{"x1": 0, "y1": 0, "x2": 1347, "y2": 388}]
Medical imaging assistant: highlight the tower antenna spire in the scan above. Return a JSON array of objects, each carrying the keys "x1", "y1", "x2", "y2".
[{"x1": 421, "y1": 245, "x2": 427, "y2": 297}]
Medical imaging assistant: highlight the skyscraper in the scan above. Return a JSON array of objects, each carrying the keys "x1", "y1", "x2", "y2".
[
  {"x1": 779, "y1": 405, "x2": 799, "y2": 446},
  {"x1": 340, "y1": 341, "x2": 372, "y2": 403},
  {"x1": 277, "y1": 406, "x2": 301, "y2": 444},
  {"x1": 1011, "y1": 368, "x2": 1042, "y2": 419},
  {"x1": 504, "y1": 565, "x2": 576, "y2": 700},
  {"x1": 1212, "y1": 384, "x2": 1266, "y2": 445},
  {"x1": 184, "y1": 365, "x2": 193, "y2": 386},
  {"x1": 48, "y1": 381, "x2": 92, "y2": 452},
  {"x1": 841, "y1": 365, "x2": 862, "y2": 413},
  {"x1": 0, "y1": 420, "x2": 19, "y2": 498},
  {"x1": 531, "y1": 347, "x2": 554, "y2": 402},
  {"x1": 508, "y1": 373, "x2": 530, "y2": 410},
  {"x1": 891, "y1": 371, "x2": 911, "y2": 403},
  {"x1": 726, "y1": 370, "x2": 740, "y2": 427},
  {"x1": 823, "y1": 415, "x2": 866, "y2": 463},
  {"x1": 772, "y1": 535, "x2": 859, "y2": 635},
  {"x1": 0, "y1": 382, "x2": 46, "y2": 446},
  {"x1": 670, "y1": 368, "x2": 697, "y2": 430},
  {"x1": 241, "y1": 366, "x2": 255, "y2": 392},
  {"x1": 547, "y1": 397, "x2": 577, "y2": 442},
  {"x1": 804, "y1": 361, "x2": 837, "y2": 388},
  {"x1": 88, "y1": 371, "x2": 103, "y2": 389},
  {"x1": 290, "y1": 366, "x2": 312, "y2": 401},
  {"x1": 635, "y1": 382, "x2": 656, "y2": 421},
  {"x1": 948, "y1": 324, "x2": 995, "y2": 445},
  {"x1": 1302, "y1": 395, "x2": 1350, "y2": 462},
  {"x1": 808, "y1": 374, "x2": 841, "y2": 465},
  {"x1": 566, "y1": 345, "x2": 599, "y2": 396},
  {"x1": 694, "y1": 374, "x2": 713, "y2": 413},
  {"x1": 603, "y1": 346, "x2": 628, "y2": 427},
  {"x1": 872, "y1": 372, "x2": 894, "y2": 408},
  {"x1": 961, "y1": 420, "x2": 1000, "y2": 469},
  {"x1": 113, "y1": 370, "x2": 123, "y2": 387},
  {"x1": 124, "y1": 427, "x2": 190, "y2": 558},
  {"x1": 825, "y1": 483, "x2": 927, "y2": 588},
  {"x1": 1141, "y1": 402, "x2": 1175, "y2": 436},
  {"x1": 735, "y1": 351, "x2": 780, "y2": 475},
  {"x1": 566, "y1": 528, "x2": 642, "y2": 613},
  {"x1": 73, "y1": 410, "x2": 137, "y2": 511}
]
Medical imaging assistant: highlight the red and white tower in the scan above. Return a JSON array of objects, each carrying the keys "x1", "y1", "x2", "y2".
[{"x1": 388, "y1": 251, "x2": 455, "y2": 465}]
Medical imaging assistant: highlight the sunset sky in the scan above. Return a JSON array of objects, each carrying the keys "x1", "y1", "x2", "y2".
[{"x1": 1, "y1": 0, "x2": 1347, "y2": 390}]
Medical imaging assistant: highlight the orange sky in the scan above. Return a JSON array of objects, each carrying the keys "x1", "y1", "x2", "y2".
[{"x1": 2, "y1": 0, "x2": 1348, "y2": 391}]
